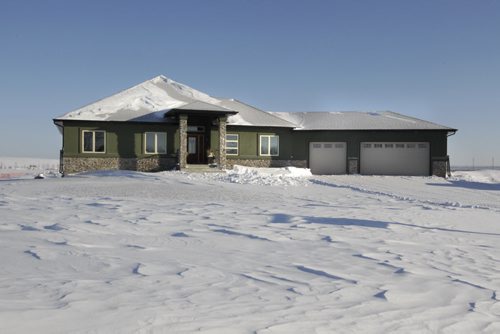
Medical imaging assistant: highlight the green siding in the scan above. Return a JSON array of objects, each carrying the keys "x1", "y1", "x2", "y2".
[
  {"x1": 290, "y1": 130, "x2": 449, "y2": 161},
  {"x1": 62, "y1": 121, "x2": 179, "y2": 158},
  {"x1": 62, "y1": 121, "x2": 449, "y2": 164},
  {"x1": 226, "y1": 126, "x2": 295, "y2": 159}
]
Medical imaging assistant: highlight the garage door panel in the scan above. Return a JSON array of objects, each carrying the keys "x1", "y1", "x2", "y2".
[
  {"x1": 360, "y1": 142, "x2": 429, "y2": 176},
  {"x1": 309, "y1": 142, "x2": 346, "y2": 175}
]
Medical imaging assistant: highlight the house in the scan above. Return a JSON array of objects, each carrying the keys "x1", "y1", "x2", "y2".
[{"x1": 53, "y1": 75, "x2": 457, "y2": 177}]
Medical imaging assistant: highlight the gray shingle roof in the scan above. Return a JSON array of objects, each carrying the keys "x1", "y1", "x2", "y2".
[
  {"x1": 54, "y1": 75, "x2": 456, "y2": 132},
  {"x1": 220, "y1": 99, "x2": 296, "y2": 128},
  {"x1": 269, "y1": 111, "x2": 456, "y2": 131}
]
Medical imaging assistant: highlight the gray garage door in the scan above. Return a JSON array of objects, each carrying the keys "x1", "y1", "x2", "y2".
[
  {"x1": 309, "y1": 142, "x2": 346, "y2": 175},
  {"x1": 360, "y1": 142, "x2": 430, "y2": 176}
]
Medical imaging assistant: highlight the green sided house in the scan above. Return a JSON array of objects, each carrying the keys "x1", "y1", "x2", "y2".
[{"x1": 53, "y1": 75, "x2": 457, "y2": 177}]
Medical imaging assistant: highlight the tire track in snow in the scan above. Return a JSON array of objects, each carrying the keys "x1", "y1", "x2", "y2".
[{"x1": 310, "y1": 179, "x2": 497, "y2": 211}]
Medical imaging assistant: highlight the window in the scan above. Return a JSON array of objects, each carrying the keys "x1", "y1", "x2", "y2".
[
  {"x1": 418, "y1": 143, "x2": 428, "y2": 149},
  {"x1": 82, "y1": 130, "x2": 105, "y2": 153},
  {"x1": 188, "y1": 137, "x2": 196, "y2": 154},
  {"x1": 144, "y1": 132, "x2": 167, "y2": 154},
  {"x1": 407, "y1": 143, "x2": 416, "y2": 148},
  {"x1": 324, "y1": 143, "x2": 333, "y2": 148},
  {"x1": 363, "y1": 143, "x2": 372, "y2": 148},
  {"x1": 259, "y1": 135, "x2": 279, "y2": 156},
  {"x1": 335, "y1": 143, "x2": 344, "y2": 148},
  {"x1": 226, "y1": 134, "x2": 239, "y2": 155},
  {"x1": 374, "y1": 143, "x2": 383, "y2": 148},
  {"x1": 395, "y1": 143, "x2": 405, "y2": 148},
  {"x1": 385, "y1": 144, "x2": 394, "y2": 148}
]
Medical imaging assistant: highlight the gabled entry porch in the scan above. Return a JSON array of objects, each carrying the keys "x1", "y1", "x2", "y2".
[{"x1": 167, "y1": 103, "x2": 237, "y2": 170}]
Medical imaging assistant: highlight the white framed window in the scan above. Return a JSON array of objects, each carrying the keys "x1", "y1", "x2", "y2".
[
  {"x1": 82, "y1": 130, "x2": 106, "y2": 153},
  {"x1": 144, "y1": 132, "x2": 167, "y2": 154},
  {"x1": 226, "y1": 134, "x2": 239, "y2": 155},
  {"x1": 259, "y1": 135, "x2": 279, "y2": 156}
]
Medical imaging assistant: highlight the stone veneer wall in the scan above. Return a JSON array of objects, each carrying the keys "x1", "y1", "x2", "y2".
[
  {"x1": 432, "y1": 158, "x2": 449, "y2": 178},
  {"x1": 62, "y1": 157, "x2": 177, "y2": 174},
  {"x1": 226, "y1": 159, "x2": 307, "y2": 169},
  {"x1": 348, "y1": 157, "x2": 359, "y2": 174}
]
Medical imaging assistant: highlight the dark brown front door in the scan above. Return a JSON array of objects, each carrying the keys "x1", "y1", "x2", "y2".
[{"x1": 187, "y1": 134, "x2": 205, "y2": 164}]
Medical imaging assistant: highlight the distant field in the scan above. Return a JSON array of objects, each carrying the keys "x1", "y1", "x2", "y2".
[{"x1": 0, "y1": 157, "x2": 59, "y2": 180}]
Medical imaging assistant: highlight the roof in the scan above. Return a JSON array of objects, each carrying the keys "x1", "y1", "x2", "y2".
[
  {"x1": 221, "y1": 99, "x2": 296, "y2": 128},
  {"x1": 55, "y1": 75, "x2": 229, "y2": 122},
  {"x1": 269, "y1": 111, "x2": 456, "y2": 131},
  {"x1": 54, "y1": 75, "x2": 456, "y2": 131}
]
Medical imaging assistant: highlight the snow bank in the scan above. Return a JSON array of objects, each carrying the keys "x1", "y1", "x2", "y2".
[
  {"x1": 187, "y1": 165, "x2": 312, "y2": 186},
  {"x1": 451, "y1": 169, "x2": 500, "y2": 184}
]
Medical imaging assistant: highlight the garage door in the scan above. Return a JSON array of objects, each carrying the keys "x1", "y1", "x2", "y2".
[
  {"x1": 309, "y1": 142, "x2": 346, "y2": 175},
  {"x1": 360, "y1": 142, "x2": 430, "y2": 176}
]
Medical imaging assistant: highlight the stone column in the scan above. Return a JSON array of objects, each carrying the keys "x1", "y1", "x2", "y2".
[
  {"x1": 179, "y1": 115, "x2": 188, "y2": 169},
  {"x1": 348, "y1": 157, "x2": 359, "y2": 174},
  {"x1": 217, "y1": 116, "x2": 227, "y2": 170},
  {"x1": 432, "y1": 156, "x2": 449, "y2": 178}
]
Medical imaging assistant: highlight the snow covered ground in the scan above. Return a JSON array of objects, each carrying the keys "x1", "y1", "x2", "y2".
[{"x1": 1, "y1": 167, "x2": 500, "y2": 333}]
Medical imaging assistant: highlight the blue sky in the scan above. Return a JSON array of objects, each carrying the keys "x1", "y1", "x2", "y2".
[{"x1": 0, "y1": 0, "x2": 499, "y2": 166}]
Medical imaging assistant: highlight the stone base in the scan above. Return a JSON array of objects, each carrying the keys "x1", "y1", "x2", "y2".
[
  {"x1": 226, "y1": 159, "x2": 307, "y2": 169},
  {"x1": 432, "y1": 158, "x2": 449, "y2": 178},
  {"x1": 348, "y1": 157, "x2": 359, "y2": 174},
  {"x1": 62, "y1": 157, "x2": 177, "y2": 174}
]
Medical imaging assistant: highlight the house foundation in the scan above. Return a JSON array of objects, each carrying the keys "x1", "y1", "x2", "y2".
[
  {"x1": 431, "y1": 156, "x2": 450, "y2": 178},
  {"x1": 62, "y1": 157, "x2": 177, "y2": 174}
]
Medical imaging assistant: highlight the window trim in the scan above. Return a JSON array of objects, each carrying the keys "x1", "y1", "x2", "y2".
[
  {"x1": 226, "y1": 133, "x2": 239, "y2": 156},
  {"x1": 82, "y1": 130, "x2": 106, "y2": 154},
  {"x1": 144, "y1": 132, "x2": 167, "y2": 155},
  {"x1": 259, "y1": 134, "x2": 279, "y2": 156}
]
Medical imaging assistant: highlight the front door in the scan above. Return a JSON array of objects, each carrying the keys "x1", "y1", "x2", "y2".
[{"x1": 187, "y1": 134, "x2": 205, "y2": 164}]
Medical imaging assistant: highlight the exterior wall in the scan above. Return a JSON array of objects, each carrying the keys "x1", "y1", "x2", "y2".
[
  {"x1": 224, "y1": 126, "x2": 296, "y2": 158},
  {"x1": 289, "y1": 130, "x2": 449, "y2": 161},
  {"x1": 63, "y1": 157, "x2": 177, "y2": 174},
  {"x1": 348, "y1": 157, "x2": 359, "y2": 174},
  {"x1": 62, "y1": 121, "x2": 179, "y2": 158},
  {"x1": 431, "y1": 156, "x2": 450, "y2": 178},
  {"x1": 59, "y1": 121, "x2": 451, "y2": 177},
  {"x1": 290, "y1": 130, "x2": 449, "y2": 176},
  {"x1": 61, "y1": 121, "x2": 179, "y2": 174}
]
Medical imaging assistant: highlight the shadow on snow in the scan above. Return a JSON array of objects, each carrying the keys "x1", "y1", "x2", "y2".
[
  {"x1": 426, "y1": 180, "x2": 500, "y2": 191},
  {"x1": 270, "y1": 214, "x2": 500, "y2": 237}
]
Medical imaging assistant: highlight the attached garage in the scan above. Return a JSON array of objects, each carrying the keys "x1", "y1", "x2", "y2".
[
  {"x1": 360, "y1": 142, "x2": 430, "y2": 176},
  {"x1": 309, "y1": 142, "x2": 346, "y2": 175}
]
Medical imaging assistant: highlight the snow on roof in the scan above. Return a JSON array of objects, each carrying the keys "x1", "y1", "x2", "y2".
[
  {"x1": 269, "y1": 111, "x2": 455, "y2": 131},
  {"x1": 55, "y1": 75, "x2": 225, "y2": 122},
  {"x1": 220, "y1": 99, "x2": 296, "y2": 128},
  {"x1": 55, "y1": 75, "x2": 455, "y2": 131}
]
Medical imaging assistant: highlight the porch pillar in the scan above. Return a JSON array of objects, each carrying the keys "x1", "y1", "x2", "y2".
[
  {"x1": 179, "y1": 115, "x2": 188, "y2": 169},
  {"x1": 217, "y1": 116, "x2": 227, "y2": 170}
]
